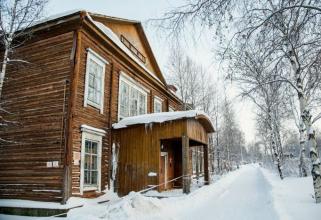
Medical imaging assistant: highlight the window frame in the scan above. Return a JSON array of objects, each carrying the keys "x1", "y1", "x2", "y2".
[
  {"x1": 154, "y1": 96, "x2": 163, "y2": 113},
  {"x1": 80, "y1": 125, "x2": 105, "y2": 194},
  {"x1": 84, "y1": 48, "x2": 108, "y2": 114},
  {"x1": 118, "y1": 72, "x2": 149, "y2": 120}
]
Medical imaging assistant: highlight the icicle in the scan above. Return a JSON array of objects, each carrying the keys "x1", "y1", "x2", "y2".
[{"x1": 112, "y1": 143, "x2": 119, "y2": 181}]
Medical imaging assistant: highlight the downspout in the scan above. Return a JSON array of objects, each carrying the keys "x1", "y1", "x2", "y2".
[
  {"x1": 108, "y1": 61, "x2": 114, "y2": 191},
  {"x1": 62, "y1": 12, "x2": 85, "y2": 204}
]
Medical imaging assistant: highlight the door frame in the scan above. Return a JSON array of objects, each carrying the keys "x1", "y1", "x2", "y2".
[{"x1": 161, "y1": 152, "x2": 168, "y2": 189}]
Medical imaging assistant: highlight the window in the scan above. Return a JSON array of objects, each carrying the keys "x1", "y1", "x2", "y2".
[
  {"x1": 84, "y1": 140, "x2": 99, "y2": 187},
  {"x1": 84, "y1": 49, "x2": 108, "y2": 114},
  {"x1": 120, "y1": 35, "x2": 146, "y2": 63},
  {"x1": 169, "y1": 106, "x2": 175, "y2": 112},
  {"x1": 118, "y1": 74, "x2": 148, "y2": 120},
  {"x1": 80, "y1": 125, "x2": 105, "y2": 194},
  {"x1": 154, "y1": 96, "x2": 162, "y2": 113}
]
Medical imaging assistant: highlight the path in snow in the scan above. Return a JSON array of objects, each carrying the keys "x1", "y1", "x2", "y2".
[{"x1": 177, "y1": 166, "x2": 279, "y2": 220}]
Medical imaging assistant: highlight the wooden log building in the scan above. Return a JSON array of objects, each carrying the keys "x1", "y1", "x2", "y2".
[{"x1": 0, "y1": 10, "x2": 214, "y2": 204}]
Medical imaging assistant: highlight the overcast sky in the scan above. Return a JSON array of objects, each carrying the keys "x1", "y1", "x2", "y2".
[{"x1": 47, "y1": 0, "x2": 256, "y2": 143}]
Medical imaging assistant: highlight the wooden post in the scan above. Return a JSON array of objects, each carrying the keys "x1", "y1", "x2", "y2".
[
  {"x1": 196, "y1": 147, "x2": 199, "y2": 183},
  {"x1": 204, "y1": 145, "x2": 210, "y2": 185},
  {"x1": 182, "y1": 134, "x2": 190, "y2": 194}
]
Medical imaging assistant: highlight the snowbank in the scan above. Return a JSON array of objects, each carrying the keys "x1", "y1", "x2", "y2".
[
  {"x1": 3, "y1": 165, "x2": 321, "y2": 220},
  {"x1": 100, "y1": 192, "x2": 165, "y2": 220},
  {"x1": 74, "y1": 166, "x2": 246, "y2": 220},
  {"x1": 113, "y1": 110, "x2": 209, "y2": 129},
  {"x1": 261, "y1": 168, "x2": 321, "y2": 220}
]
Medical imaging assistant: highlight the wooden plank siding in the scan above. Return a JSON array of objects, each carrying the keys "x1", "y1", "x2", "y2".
[
  {"x1": 0, "y1": 32, "x2": 75, "y2": 202},
  {"x1": 186, "y1": 119, "x2": 208, "y2": 145},
  {"x1": 114, "y1": 119, "x2": 211, "y2": 196}
]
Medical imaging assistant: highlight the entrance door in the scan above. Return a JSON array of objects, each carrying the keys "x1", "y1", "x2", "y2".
[{"x1": 160, "y1": 152, "x2": 168, "y2": 190}]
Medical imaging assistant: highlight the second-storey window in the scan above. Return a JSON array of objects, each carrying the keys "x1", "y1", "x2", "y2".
[
  {"x1": 118, "y1": 74, "x2": 147, "y2": 120},
  {"x1": 84, "y1": 49, "x2": 108, "y2": 114},
  {"x1": 154, "y1": 97, "x2": 162, "y2": 113}
]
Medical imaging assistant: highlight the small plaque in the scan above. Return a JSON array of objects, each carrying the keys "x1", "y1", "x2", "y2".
[
  {"x1": 46, "y1": 161, "x2": 52, "y2": 168},
  {"x1": 52, "y1": 161, "x2": 59, "y2": 167},
  {"x1": 73, "y1": 151, "x2": 80, "y2": 165},
  {"x1": 74, "y1": 151, "x2": 80, "y2": 160}
]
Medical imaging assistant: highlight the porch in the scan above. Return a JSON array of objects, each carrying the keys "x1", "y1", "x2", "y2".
[{"x1": 112, "y1": 111, "x2": 215, "y2": 196}]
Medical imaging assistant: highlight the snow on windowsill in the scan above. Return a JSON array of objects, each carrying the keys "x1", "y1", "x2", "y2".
[{"x1": 81, "y1": 124, "x2": 106, "y2": 135}]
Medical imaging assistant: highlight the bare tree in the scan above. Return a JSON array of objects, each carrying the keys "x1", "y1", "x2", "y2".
[
  {"x1": 165, "y1": 44, "x2": 219, "y2": 175},
  {"x1": 225, "y1": 41, "x2": 287, "y2": 179},
  {"x1": 0, "y1": 0, "x2": 48, "y2": 99},
  {"x1": 158, "y1": 0, "x2": 321, "y2": 203},
  {"x1": 166, "y1": 44, "x2": 217, "y2": 114},
  {"x1": 217, "y1": 97, "x2": 246, "y2": 172}
]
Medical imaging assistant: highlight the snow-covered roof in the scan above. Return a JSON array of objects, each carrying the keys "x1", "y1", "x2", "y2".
[
  {"x1": 112, "y1": 110, "x2": 214, "y2": 132},
  {"x1": 35, "y1": 10, "x2": 164, "y2": 85},
  {"x1": 33, "y1": 9, "x2": 83, "y2": 26},
  {"x1": 89, "y1": 18, "x2": 162, "y2": 83}
]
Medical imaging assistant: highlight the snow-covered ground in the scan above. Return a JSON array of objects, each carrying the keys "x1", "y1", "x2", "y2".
[{"x1": 1, "y1": 164, "x2": 320, "y2": 220}]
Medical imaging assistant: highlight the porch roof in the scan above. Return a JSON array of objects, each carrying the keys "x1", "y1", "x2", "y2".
[{"x1": 112, "y1": 110, "x2": 215, "y2": 133}]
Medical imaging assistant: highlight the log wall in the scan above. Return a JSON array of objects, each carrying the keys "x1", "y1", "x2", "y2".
[
  {"x1": 0, "y1": 32, "x2": 74, "y2": 202},
  {"x1": 0, "y1": 13, "x2": 183, "y2": 202}
]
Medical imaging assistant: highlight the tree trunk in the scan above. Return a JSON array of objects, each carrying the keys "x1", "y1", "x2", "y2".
[
  {"x1": 217, "y1": 149, "x2": 220, "y2": 174},
  {"x1": 0, "y1": 47, "x2": 9, "y2": 99},
  {"x1": 298, "y1": 120, "x2": 308, "y2": 177},
  {"x1": 302, "y1": 109, "x2": 321, "y2": 203},
  {"x1": 268, "y1": 109, "x2": 283, "y2": 179},
  {"x1": 271, "y1": 132, "x2": 284, "y2": 180},
  {"x1": 291, "y1": 52, "x2": 321, "y2": 202}
]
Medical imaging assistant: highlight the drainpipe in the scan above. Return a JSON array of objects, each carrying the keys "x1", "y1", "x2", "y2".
[{"x1": 108, "y1": 61, "x2": 114, "y2": 191}]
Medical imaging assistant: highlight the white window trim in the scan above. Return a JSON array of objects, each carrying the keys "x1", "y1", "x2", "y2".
[
  {"x1": 119, "y1": 71, "x2": 149, "y2": 94},
  {"x1": 154, "y1": 96, "x2": 163, "y2": 113},
  {"x1": 84, "y1": 48, "x2": 108, "y2": 114},
  {"x1": 118, "y1": 72, "x2": 149, "y2": 121},
  {"x1": 80, "y1": 125, "x2": 105, "y2": 195}
]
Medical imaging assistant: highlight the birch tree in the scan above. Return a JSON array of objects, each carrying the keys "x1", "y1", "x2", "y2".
[
  {"x1": 0, "y1": 0, "x2": 47, "y2": 99},
  {"x1": 218, "y1": 97, "x2": 246, "y2": 172},
  {"x1": 226, "y1": 41, "x2": 287, "y2": 179},
  {"x1": 158, "y1": 0, "x2": 321, "y2": 203},
  {"x1": 166, "y1": 45, "x2": 217, "y2": 115},
  {"x1": 166, "y1": 45, "x2": 219, "y2": 175}
]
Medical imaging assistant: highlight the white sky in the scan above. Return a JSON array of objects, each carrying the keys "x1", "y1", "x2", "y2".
[{"x1": 47, "y1": 0, "x2": 256, "y2": 143}]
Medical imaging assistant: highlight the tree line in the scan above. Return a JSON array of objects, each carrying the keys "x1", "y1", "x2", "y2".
[{"x1": 157, "y1": 0, "x2": 321, "y2": 203}]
